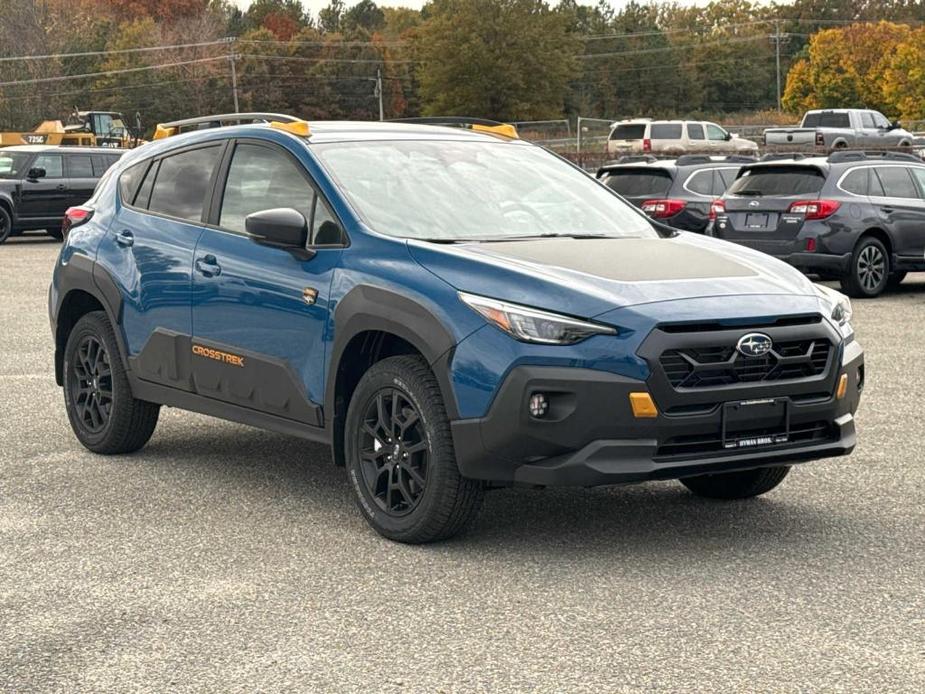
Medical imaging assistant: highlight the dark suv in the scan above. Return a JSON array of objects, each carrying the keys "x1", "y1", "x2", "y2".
[
  {"x1": 597, "y1": 155, "x2": 755, "y2": 232},
  {"x1": 0, "y1": 145, "x2": 122, "y2": 244},
  {"x1": 710, "y1": 151, "x2": 925, "y2": 297}
]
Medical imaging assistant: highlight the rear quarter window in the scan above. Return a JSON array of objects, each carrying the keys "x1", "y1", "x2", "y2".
[
  {"x1": 650, "y1": 124, "x2": 683, "y2": 140},
  {"x1": 601, "y1": 168, "x2": 673, "y2": 197},
  {"x1": 685, "y1": 170, "x2": 714, "y2": 195},
  {"x1": 840, "y1": 168, "x2": 869, "y2": 196},
  {"x1": 728, "y1": 166, "x2": 826, "y2": 197},
  {"x1": 118, "y1": 160, "x2": 148, "y2": 204},
  {"x1": 610, "y1": 124, "x2": 646, "y2": 141}
]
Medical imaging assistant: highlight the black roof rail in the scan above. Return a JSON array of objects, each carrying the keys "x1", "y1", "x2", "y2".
[
  {"x1": 674, "y1": 154, "x2": 713, "y2": 166},
  {"x1": 722, "y1": 154, "x2": 758, "y2": 164},
  {"x1": 616, "y1": 155, "x2": 659, "y2": 164},
  {"x1": 387, "y1": 116, "x2": 519, "y2": 138},
  {"x1": 827, "y1": 150, "x2": 922, "y2": 164},
  {"x1": 760, "y1": 152, "x2": 807, "y2": 162}
]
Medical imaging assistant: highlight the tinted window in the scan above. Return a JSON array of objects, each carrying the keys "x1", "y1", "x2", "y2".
[
  {"x1": 32, "y1": 153, "x2": 63, "y2": 178},
  {"x1": 650, "y1": 124, "x2": 682, "y2": 140},
  {"x1": 68, "y1": 155, "x2": 93, "y2": 178},
  {"x1": 685, "y1": 170, "x2": 714, "y2": 195},
  {"x1": 706, "y1": 124, "x2": 727, "y2": 141},
  {"x1": 717, "y1": 168, "x2": 740, "y2": 190},
  {"x1": 874, "y1": 167, "x2": 917, "y2": 199},
  {"x1": 601, "y1": 169, "x2": 673, "y2": 197},
  {"x1": 148, "y1": 146, "x2": 220, "y2": 221},
  {"x1": 92, "y1": 155, "x2": 116, "y2": 177},
  {"x1": 219, "y1": 143, "x2": 314, "y2": 234},
  {"x1": 134, "y1": 162, "x2": 157, "y2": 208},
  {"x1": 610, "y1": 124, "x2": 646, "y2": 141},
  {"x1": 119, "y1": 160, "x2": 149, "y2": 205},
  {"x1": 687, "y1": 124, "x2": 704, "y2": 140},
  {"x1": 819, "y1": 112, "x2": 850, "y2": 128},
  {"x1": 910, "y1": 168, "x2": 925, "y2": 198},
  {"x1": 840, "y1": 169, "x2": 869, "y2": 195},
  {"x1": 728, "y1": 166, "x2": 825, "y2": 197}
]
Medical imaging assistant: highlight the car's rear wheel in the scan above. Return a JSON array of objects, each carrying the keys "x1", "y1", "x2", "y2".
[
  {"x1": 841, "y1": 236, "x2": 889, "y2": 298},
  {"x1": 680, "y1": 466, "x2": 790, "y2": 499},
  {"x1": 0, "y1": 207, "x2": 11, "y2": 244},
  {"x1": 63, "y1": 311, "x2": 159, "y2": 454},
  {"x1": 345, "y1": 355, "x2": 484, "y2": 543}
]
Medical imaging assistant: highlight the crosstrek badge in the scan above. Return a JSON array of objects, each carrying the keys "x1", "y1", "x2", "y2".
[{"x1": 191, "y1": 344, "x2": 245, "y2": 367}]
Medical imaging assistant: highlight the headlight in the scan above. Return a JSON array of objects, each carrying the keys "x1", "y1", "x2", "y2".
[
  {"x1": 459, "y1": 292, "x2": 616, "y2": 345},
  {"x1": 815, "y1": 284, "x2": 853, "y2": 338}
]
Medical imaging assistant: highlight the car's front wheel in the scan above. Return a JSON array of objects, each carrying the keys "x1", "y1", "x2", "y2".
[
  {"x1": 680, "y1": 466, "x2": 790, "y2": 499},
  {"x1": 841, "y1": 236, "x2": 889, "y2": 298},
  {"x1": 63, "y1": 311, "x2": 160, "y2": 454},
  {"x1": 0, "y1": 207, "x2": 12, "y2": 244},
  {"x1": 345, "y1": 355, "x2": 484, "y2": 543}
]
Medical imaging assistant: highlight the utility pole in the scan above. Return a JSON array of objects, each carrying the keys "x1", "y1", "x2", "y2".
[
  {"x1": 376, "y1": 68, "x2": 384, "y2": 121},
  {"x1": 229, "y1": 53, "x2": 240, "y2": 114},
  {"x1": 770, "y1": 21, "x2": 791, "y2": 112}
]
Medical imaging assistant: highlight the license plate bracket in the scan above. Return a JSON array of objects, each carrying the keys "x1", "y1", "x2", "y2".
[
  {"x1": 745, "y1": 212, "x2": 769, "y2": 229},
  {"x1": 722, "y1": 398, "x2": 789, "y2": 450}
]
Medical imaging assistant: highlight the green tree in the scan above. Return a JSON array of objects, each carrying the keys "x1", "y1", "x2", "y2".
[{"x1": 413, "y1": 0, "x2": 579, "y2": 120}]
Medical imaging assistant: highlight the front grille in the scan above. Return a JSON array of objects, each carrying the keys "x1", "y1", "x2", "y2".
[
  {"x1": 656, "y1": 420, "x2": 835, "y2": 459},
  {"x1": 660, "y1": 339, "x2": 831, "y2": 389}
]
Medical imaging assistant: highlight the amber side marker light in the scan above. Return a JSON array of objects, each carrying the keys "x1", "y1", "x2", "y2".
[
  {"x1": 836, "y1": 373, "x2": 848, "y2": 400},
  {"x1": 629, "y1": 392, "x2": 658, "y2": 418}
]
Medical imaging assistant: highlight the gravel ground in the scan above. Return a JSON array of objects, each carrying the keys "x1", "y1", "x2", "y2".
[{"x1": 1, "y1": 234, "x2": 923, "y2": 693}]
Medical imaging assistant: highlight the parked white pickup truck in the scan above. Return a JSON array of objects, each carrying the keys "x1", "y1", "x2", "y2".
[{"x1": 764, "y1": 109, "x2": 915, "y2": 150}]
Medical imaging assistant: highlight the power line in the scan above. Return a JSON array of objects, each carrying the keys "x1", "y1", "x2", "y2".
[
  {"x1": 580, "y1": 34, "x2": 769, "y2": 59},
  {"x1": 0, "y1": 56, "x2": 227, "y2": 88},
  {"x1": 0, "y1": 39, "x2": 231, "y2": 64},
  {"x1": 238, "y1": 53, "x2": 415, "y2": 65}
]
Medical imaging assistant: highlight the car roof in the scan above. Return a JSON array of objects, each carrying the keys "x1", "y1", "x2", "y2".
[{"x1": 0, "y1": 144, "x2": 125, "y2": 154}]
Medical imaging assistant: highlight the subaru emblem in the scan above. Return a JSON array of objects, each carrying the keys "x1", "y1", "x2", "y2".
[
  {"x1": 736, "y1": 332, "x2": 773, "y2": 358},
  {"x1": 748, "y1": 200, "x2": 760, "y2": 207}
]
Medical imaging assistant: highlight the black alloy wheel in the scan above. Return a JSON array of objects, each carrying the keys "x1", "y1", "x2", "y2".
[
  {"x1": 357, "y1": 388, "x2": 429, "y2": 516},
  {"x1": 69, "y1": 334, "x2": 114, "y2": 434}
]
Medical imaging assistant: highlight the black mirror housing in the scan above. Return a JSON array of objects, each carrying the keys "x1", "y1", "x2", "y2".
[
  {"x1": 27, "y1": 167, "x2": 46, "y2": 180},
  {"x1": 245, "y1": 208, "x2": 308, "y2": 248}
]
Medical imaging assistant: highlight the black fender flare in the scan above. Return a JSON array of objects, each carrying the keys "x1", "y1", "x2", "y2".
[
  {"x1": 0, "y1": 192, "x2": 15, "y2": 224},
  {"x1": 53, "y1": 255, "x2": 128, "y2": 384},
  {"x1": 324, "y1": 284, "x2": 460, "y2": 430}
]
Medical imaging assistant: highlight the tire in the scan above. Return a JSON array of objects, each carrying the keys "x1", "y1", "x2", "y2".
[
  {"x1": 681, "y1": 466, "x2": 790, "y2": 500},
  {"x1": 63, "y1": 311, "x2": 160, "y2": 454},
  {"x1": 344, "y1": 355, "x2": 484, "y2": 543},
  {"x1": 840, "y1": 236, "x2": 889, "y2": 298},
  {"x1": 887, "y1": 271, "x2": 907, "y2": 289},
  {"x1": 0, "y1": 207, "x2": 11, "y2": 245}
]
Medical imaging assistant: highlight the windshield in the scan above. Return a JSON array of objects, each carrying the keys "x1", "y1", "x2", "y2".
[
  {"x1": 313, "y1": 140, "x2": 655, "y2": 241},
  {"x1": 0, "y1": 152, "x2": 31, "y2": 178}
]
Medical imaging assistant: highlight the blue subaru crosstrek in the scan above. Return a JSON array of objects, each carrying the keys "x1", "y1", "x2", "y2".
[{"x1": 49, "y1": 113, "x2": 864, "y2": 543}]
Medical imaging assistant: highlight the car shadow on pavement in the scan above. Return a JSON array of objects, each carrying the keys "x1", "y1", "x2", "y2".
[{"x1": 128, "y1": 420, "x2": 867, "y2": 557}]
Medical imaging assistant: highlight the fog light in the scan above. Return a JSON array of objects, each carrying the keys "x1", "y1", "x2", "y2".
[
  {"x1": 629, "y1": 392, "x2": 658, "y2": 418},
  {"x1": 836, "y1": 373, "x2": 848, "y2": 400},
  {"x1": 528, "y1": 393, "x2": 548, "y2": 418}
]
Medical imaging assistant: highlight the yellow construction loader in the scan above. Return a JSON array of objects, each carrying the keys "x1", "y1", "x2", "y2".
[{"x1": 0, "y1": 109, "x2": 143, "y2": 149}]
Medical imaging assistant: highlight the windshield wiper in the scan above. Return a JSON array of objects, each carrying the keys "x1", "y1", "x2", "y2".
[{"x1": 487, "y1": 233, "x2": 614, "y2": 241}]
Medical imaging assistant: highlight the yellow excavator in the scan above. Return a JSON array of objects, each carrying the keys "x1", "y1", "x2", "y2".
[{"x1": 0, "y1": 109, "x2": 144, "y2": 149}]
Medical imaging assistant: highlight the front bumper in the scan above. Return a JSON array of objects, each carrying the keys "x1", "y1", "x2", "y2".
[{"x1": 451, "y1": 337, "x2": 863, "y2": 487}]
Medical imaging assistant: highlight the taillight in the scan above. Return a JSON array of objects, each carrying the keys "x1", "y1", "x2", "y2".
[
  {"x1": 709, "y1": 199, "x2": 726, "y2": 221},
  {"x1": 642, "y1": 138, "x2": 651, "y2": 152},
  {"x1": 62, "y1": 206, "x2": 93, "y2": 237},
  {"x1": 788, "y1": 200, "x2": 840, "y2": 220},
  {"x1": 641, "y1": 199, "x2": 686, "y2": 219}
]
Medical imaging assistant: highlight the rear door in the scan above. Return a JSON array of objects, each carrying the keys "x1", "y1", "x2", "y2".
[
  {"x1": 686, "y1": 123, "x2": 706, "y2": 152},
  {"x1": 598, "y1": 166, "x2": 673, "y2": 208},
  {"x1": 64, "y1": 152, "x2": 97, "y2": 208},
  {"x1": 715, "y1": 164, "x2": 827, "y2": 252},
  {"x1": 649, "y1": 123, "x2": 683, "y2": 154},
  {"x1": 872, "y1": 165, "x2": 925, "y2": 257}
]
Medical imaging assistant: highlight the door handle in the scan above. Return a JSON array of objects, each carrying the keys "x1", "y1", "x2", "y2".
[
  {"x1": 881, "y1": 207, "x2": 894, "y2": 214},
  {"x1": 195, "y1": 255, "x2": 222, "y2": 277},
  {"x1": 56, "y1": 184, "x2": 67, "y2": 191},
  {"x1": 115, "y1": 229, "x2": 134, "y2": 247}
]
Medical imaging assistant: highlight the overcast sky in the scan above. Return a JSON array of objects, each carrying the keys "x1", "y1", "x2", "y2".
[{"x1": 231, "y1": 1, "x2": 713, "y2": 16}]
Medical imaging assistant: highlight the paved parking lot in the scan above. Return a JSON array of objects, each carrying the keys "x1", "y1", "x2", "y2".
[{"x1": 1, "y1": 234, "x2": 923, "y2": 692}]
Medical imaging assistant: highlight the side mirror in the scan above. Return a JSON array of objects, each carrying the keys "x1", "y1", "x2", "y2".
[
  {"x1": 27, "y1": 167, "x2": 46, "y2": 180},
  {"x1": 245, "y1": 208, "x2": 308, "y2": 248},
  {"x1": 724, "y1": 132, "x2": 733, "y2": 141},
  {"x1": 891, "y1": 120, "x2": 901, "y2": 130}
]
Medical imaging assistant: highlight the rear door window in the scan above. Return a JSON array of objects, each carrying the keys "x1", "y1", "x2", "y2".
[
  {"x1": 650, "y1": 124, "x2": 682, "y2": 140},
  {"x1": 609, "y1": 123, "x2": 646, "y2": 141},
  {"x1": 148, "y1": 146, "x2": 221, "y2": 221},
  {"x1": 66, "y1": 154, "x2": 93, "y2": 178},
  {"x1": 601, "y1": 168, "x2": 673, "y2": 197},
  {"x1": 727, "y1": 166, "x2": 826, "y2": 197},
  {"x1": 818, "y1": 112, "x2": 850, "y2": 128},
  {"x1": 840, "y1": 168, "x2": 869, "y2": 195},
  {"x1": 874, "y1": 167, "x2": 918, "y2": 199},
  {"x1": 687, "y1": 124, "x2": 704, "y2": 140},
  {"x1": 685, "y1": 170, "x2": 714, "y2": 195}
]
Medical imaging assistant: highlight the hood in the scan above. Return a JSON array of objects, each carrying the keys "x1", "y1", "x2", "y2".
[{"x1": 408, "y1": 233, "x2": 820, "y2": 319}]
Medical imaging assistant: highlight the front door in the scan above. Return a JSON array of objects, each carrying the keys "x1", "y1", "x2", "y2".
[
  {"x1": 190, "y1": 140, "x2": 345, "y2": 426},
  {"x1": 18, "y1": 152, "x2": 68, "y2": 223}
]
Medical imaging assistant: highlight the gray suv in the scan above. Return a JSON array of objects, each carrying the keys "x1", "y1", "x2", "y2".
[{"x1": 710, "y1": 151, "x2": 925, "y2": 297}]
